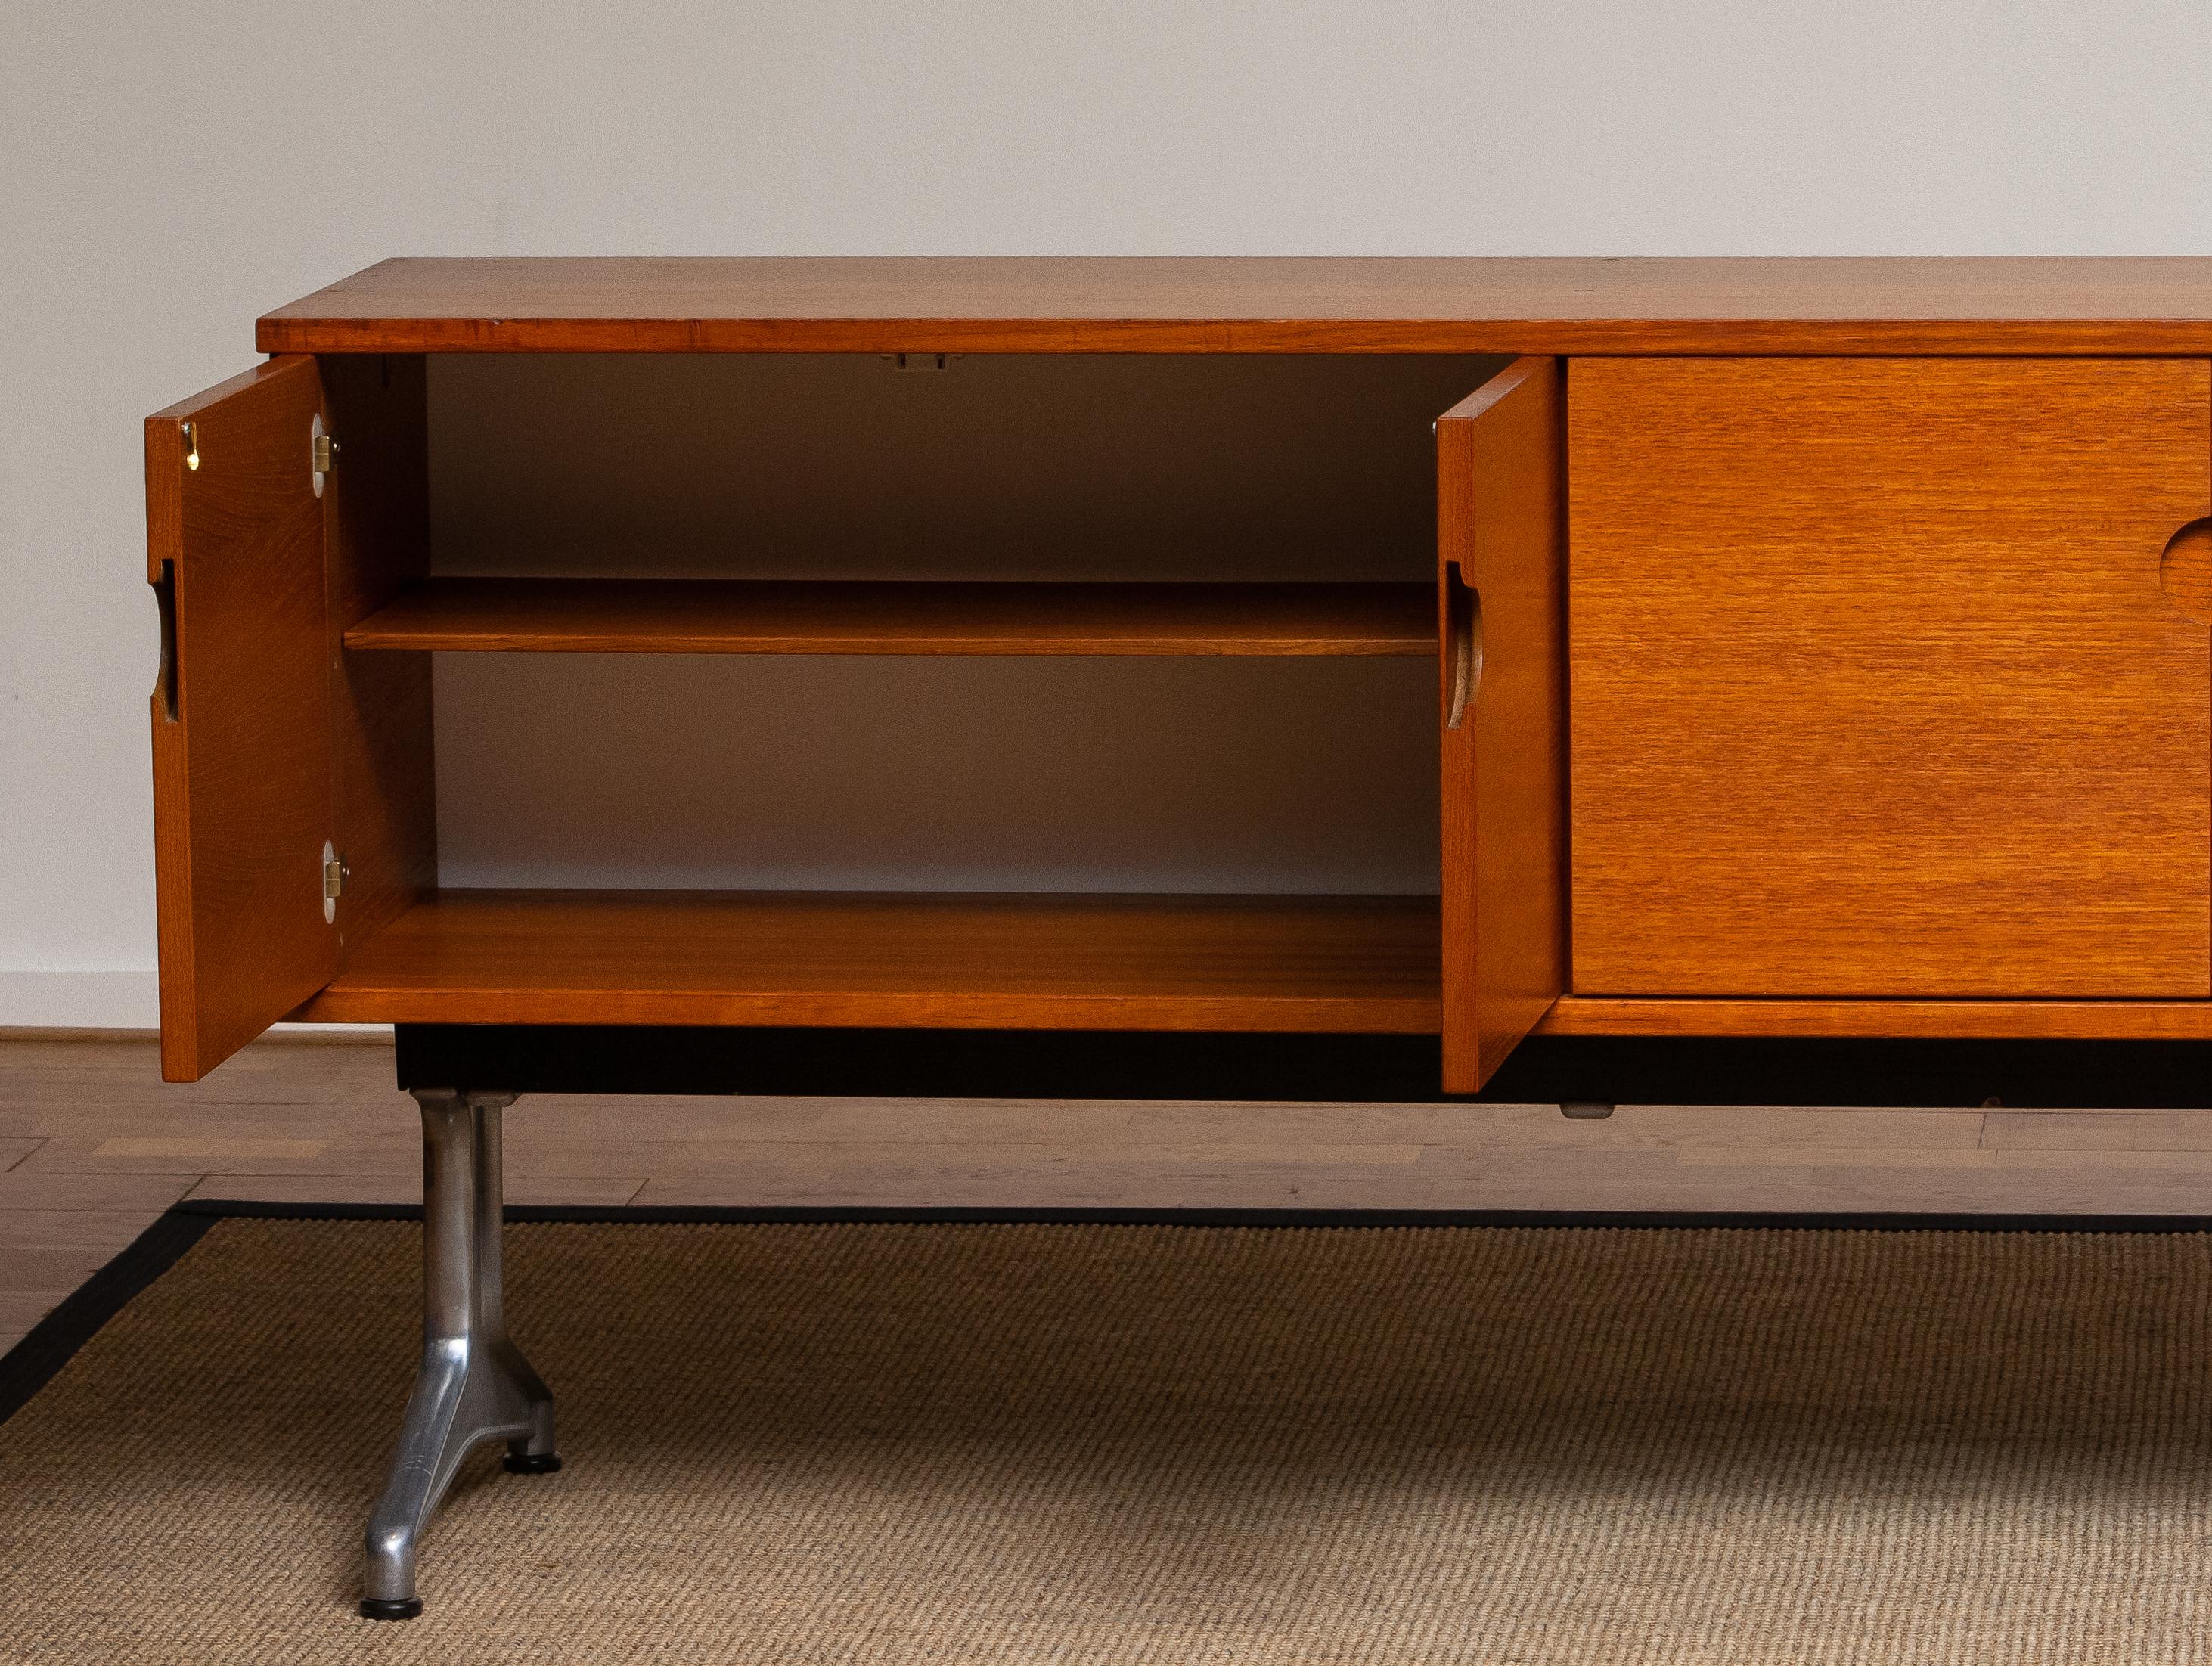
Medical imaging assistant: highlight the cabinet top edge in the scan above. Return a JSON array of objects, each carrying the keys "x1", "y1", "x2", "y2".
[{"x1": 256, "y1": 256, "x2": 2212, "y2": 355}]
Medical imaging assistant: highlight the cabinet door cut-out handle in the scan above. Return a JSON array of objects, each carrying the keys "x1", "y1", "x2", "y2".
[
  {"x1": 2162, "y1": 517, "x2": 2212, "y2": 623},
  {"x1": 152, "y1": 559, "x2": 179, "y2": 723},
  {"x1": 1444, "y1": 561, "x2": 1482, "y2": 731}
]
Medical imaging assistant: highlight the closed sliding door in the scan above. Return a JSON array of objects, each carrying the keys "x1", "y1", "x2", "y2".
[{"x1": 1568, "y1": 357, "x2": 2212, "y2": 998}]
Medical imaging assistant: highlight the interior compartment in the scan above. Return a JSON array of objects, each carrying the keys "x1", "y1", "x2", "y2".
[
  {"x1": 426, "y1": 352, "x2": 1503, "y2": 582},
  {"x1": 417, "y1": 352, "x2": 1495, "y2": 898},
  {"x1": 430, "y1": 654, "x2": 1438, "y2": 895},
  {"x1": 299, "y1": 352, "x2": 1506, "y2": 1032}
]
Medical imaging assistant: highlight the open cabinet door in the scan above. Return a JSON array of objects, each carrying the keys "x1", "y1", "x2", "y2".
[
  {"x1": 147, "y1": 355, "x2": 337, "y2": 1080},
  {"x1": 1438, "y1": 357, "x2": 1567, "y2": 1092}
]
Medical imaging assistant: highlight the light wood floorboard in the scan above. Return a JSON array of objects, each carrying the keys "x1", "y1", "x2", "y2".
[{"x1": 3, "y1": 1035, "x2": 2209, "y2": 1353}]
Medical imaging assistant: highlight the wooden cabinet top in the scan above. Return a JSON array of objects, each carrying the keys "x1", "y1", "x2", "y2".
[{"x1": 258, "y1": 256, "x2": 2212, "y2": 356}]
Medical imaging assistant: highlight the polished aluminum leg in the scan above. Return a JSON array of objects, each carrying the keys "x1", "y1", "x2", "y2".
[{"x1": 361, "y1": 1089, "x2": 557, "y2": 1621}]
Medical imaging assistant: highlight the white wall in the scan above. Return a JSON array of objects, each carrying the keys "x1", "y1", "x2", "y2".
[{"x1": 5, "y1": 1, "x2": 2211, "y2": 1025}]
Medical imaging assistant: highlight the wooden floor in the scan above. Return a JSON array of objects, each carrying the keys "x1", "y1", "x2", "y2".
[{"x1": 5, "y1": 1032, "x2": 2210, "y2": 1354}]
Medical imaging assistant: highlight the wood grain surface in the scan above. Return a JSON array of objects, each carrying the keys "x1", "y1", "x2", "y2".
[
  {"x1": 1568, "y1": 357, "x2": 2212, "y2": 1000},
  {"x1": 293, "y1": 890, "x2": 1442, "y2": 1032},
  {"x1": 257, "y1": 256, "x2": 2212, "y2": 355},
  {"x1": 345, "y1": 579, "x2": 1434, "y2": 656},
  {"x1": 1437, "y1": 359, "x2": 1566, "y2": 1091},
  {"x1": 1537, "y1": 997, "x2": 2212, "y2": 1039},
  {"x1": 145, "y1": 357, "x2": 337, "y2": 1081}
]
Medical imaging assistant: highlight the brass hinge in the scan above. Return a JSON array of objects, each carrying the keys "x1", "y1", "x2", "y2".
[
  {"x1": 311, "y1": 416, "x2": 337, "y2": 498},
  {"x1": 322, "y1": 840, "x2": 347, "y2": 923}
]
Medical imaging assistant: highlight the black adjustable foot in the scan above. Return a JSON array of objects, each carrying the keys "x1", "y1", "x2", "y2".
[
  {"x1": 504, "y1": 1450, "x2": 562, "y2": 1475},
  {"x1": 359, "y1": 1596, "x2": 423, "y2": 1621}
]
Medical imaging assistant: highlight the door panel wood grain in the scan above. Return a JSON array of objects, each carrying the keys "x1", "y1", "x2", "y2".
[
  {"x1": 1439, "y1": 358, "x2": 1567, "y2": 1091},
  {"x1": 147, "y1": 355, "x2": 337, "y2": 1079},
  {"x1": 1569, "y1": 356, "x2": 2212, "y2": 998}
]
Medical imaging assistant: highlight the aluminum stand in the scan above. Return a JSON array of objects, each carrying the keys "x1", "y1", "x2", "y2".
[{"x1": 360, "y1": 1089, "x2": 558, "y2": 1621}]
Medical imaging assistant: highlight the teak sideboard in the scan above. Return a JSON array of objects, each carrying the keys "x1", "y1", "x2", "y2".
[{"x1": 143, "y1": 257, "x2": 2212, "y2": 1616}]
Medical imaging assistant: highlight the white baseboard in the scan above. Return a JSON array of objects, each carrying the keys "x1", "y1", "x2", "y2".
[
  {"x1": 0, "y1": 970, "x2": 385, "y2": 1039},
  {"x1": 0, "y1": 969, "x2": 159, "y2": 1028}
]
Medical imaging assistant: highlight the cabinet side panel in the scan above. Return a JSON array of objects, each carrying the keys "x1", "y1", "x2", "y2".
[
  {"x1": 1569, "y1": 357, "x2": 2212, "y2": 998},
  {"x1": 321, "y1": 354, "x2": 435, "y2": 962}
]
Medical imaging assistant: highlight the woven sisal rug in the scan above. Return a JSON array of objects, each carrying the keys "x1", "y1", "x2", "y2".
[{"x1": 4, "y1": 1210, "x2": 2211, "y2": 1663}]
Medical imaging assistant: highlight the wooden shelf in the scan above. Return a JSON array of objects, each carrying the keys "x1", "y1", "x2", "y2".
[
  {"x1": 296, "y1": 889, "x2": 1442, "y2": 1032},
  {"x1": 344, "y1": 579, "x2": 1434, "y2": 657}
]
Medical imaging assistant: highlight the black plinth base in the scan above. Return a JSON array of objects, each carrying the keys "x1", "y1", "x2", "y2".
[
  {"x1": 392, "y1": 1025, "x2": 2212, "y2": 1109},
  {"x1": 358, "y1": 1597, "x2": 423, "y2": 1622}
]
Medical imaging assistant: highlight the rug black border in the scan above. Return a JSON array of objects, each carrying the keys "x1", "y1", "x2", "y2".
[
  {"x1": 0, "y1": 1208, "x2": 222, "y2": 1429},
  {"x1": 8, "y1": 1199, "x2": 2212, "y2": 1431}
]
